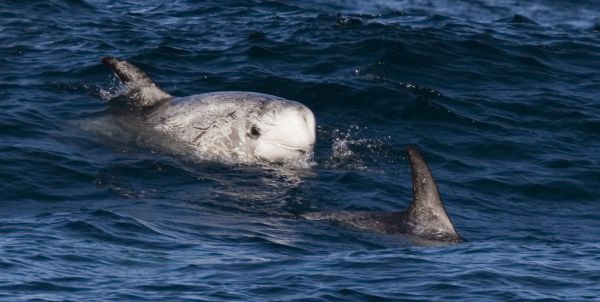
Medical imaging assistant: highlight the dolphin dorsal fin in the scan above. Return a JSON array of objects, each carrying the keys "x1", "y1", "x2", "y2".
[
  {"x1": 405, "y1": 147, "x2": 461, "y2": 241},
  {"x1": 102, "y1": 56, "x2": 171, "y2": 108},
  {"x1": 302, "y1": 147, "x2": 462, "y2": 242}
]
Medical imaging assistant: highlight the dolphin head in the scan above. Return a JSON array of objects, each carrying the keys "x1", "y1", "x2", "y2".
[{"x1": 247, "y1": 101, "x2": 316, "y2": 163}]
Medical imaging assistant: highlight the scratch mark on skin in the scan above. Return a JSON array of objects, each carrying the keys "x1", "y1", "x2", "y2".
[{"x1": 226, "y1": 110, "x2": 238, "y2": 119}]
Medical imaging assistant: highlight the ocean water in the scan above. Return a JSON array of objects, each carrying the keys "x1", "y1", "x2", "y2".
[{"x1": 1, "y1": 0, "x2": 600, "y2": 301}]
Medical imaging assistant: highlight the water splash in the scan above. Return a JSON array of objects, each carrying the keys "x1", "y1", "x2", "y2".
[
  {"x1": 98, "y1": 75, "x2": 127, "y2": 102},
  {"x1": 321, "y1": 125, "x2": 395, "y2": 171}
]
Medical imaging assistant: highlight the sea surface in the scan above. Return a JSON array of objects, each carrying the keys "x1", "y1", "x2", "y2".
[{"x1": 1, "y1": 0, "x2": 600, "y2": 301}]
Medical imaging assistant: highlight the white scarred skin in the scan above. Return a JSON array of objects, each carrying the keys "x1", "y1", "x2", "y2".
[{"x1": 144, "y1": 91, "x2": 316, "y2": 164}]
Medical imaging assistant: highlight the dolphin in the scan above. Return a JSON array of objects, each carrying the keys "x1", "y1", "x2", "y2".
[
  {"x1": 304, "y1": 147, "x2": 463, "y2": 243},
  {"x1": 101, "y1": 57, "x2": 316, "y2": 164}
]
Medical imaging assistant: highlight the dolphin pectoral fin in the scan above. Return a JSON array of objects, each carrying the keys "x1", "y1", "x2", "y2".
[
  {"x1": 303, "y1": 147, "x2": 463, "y2": 243},
  {"x1": 404, "y1": 146, "x2": 462, "y2": 242},
  {"x1": 102, "y1": 56, "x2": 171, "y2": 108}
]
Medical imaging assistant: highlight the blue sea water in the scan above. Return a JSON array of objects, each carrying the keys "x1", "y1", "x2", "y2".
[{"x1": 1, "y1": 0, "x2": 600, "y2": 301}]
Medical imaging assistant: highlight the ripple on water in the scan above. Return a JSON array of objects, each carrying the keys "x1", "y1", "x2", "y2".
[{"x1": 1, "y1": 0, "x2": 600, "y2": 301}]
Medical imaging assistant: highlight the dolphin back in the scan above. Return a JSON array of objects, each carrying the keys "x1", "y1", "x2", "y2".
[{"x1": 102, "y1": 56, "x2": 171, "y2": 108}]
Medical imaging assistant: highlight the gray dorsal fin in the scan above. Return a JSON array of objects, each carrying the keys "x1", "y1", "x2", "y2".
[
  {"x1": 405, "y1": 146, "x2": 461, "y2": 241},
  {"x1": 102, "y1": 56, "x2": 171, "y2": 108},
  {"x1": 301, "y1": 146, "x2": 463, "y2": 243}
]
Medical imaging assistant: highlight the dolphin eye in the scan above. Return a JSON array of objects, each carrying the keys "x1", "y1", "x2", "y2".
[{"x1": 249, "y1": 125, "x2": 261, "y2": 138}]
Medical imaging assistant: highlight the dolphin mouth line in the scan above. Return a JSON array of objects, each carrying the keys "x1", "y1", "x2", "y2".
[{"x1": 270, "y1": 141, "x2": 308, "y2": 153}]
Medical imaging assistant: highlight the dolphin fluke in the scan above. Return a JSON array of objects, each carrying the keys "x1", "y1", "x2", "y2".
[
  {"x1": 102, "y1": 56, "x2": 171, "y2": 108},
  {"x1": 303, "y1": 147, "x2": 463, "y2": 243}
]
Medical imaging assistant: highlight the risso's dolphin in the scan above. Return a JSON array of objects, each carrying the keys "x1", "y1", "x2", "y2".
[
  {"x1": 101, "y1": 57, "x2": 316, "y2": 164},
  {"x1": 304, "y1": 147, "x2": 463, "y2": 243}
]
